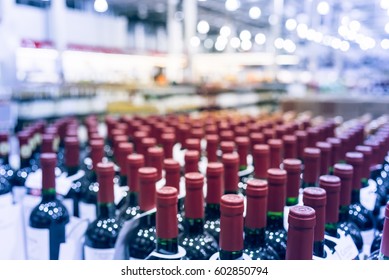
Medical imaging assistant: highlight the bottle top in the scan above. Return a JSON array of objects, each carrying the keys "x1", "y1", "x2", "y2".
[
  {"x1": 283, "y1": 158, "x2": 302, "y2": 172},
  {"x1": 222, "y1": 152, "x2": 239, "y2": 164},
  {"x1": 316, "y1": 141, "x2": 331, "y2": 151},
  {"x1": 156, "y1": 187, "x2": 178, "y2": 239},
  {"x1": 303, "y1": 187, "x2": 326, "y2": 207},
  {"x1": 246, "y1": 179, "x2": 268, "y2": 198},
  {"x1": 40, "y1": 153, "x2": 57, "y2": 167},
  {"x1": 326, "y1": 137, "x2": 341, "y2": 147},
  {"x1": 303, "y1": 147, "x2": 321, "y2": 159},
  {"x1": 220, "y1": 194, "x2": 244, "y2": 217},
  {"x1": 127, "y1": 153, "x2": 144, "y2": 167},
  {"x1": 157, "y1": 186, "x2": 177, "y2": 207},
  {"x1": 184, "y1": 150, "x2": 200, "y2": 161},
  {"x1": 245, "y1": 179, "x2": 268, "y2": 229},
  {"x1": 267, "y1": 168, "x2": 287, "y2": 184},
  {"x1": 96, "y1": 162, "x2": 115, "y2": 176},
  {"x1": 164, "y1": 158, "x2": 180, "y2": 171},
  {"x1": 138, "y1": 167, "x2": 158, "y2": 180},
  {"x1": 268, "y1": 138, "x2": 283, "y2": 148},
  {"x1": 288, "y1": 205, "x2": 316, "y2": 229},
  {"x1": 295, "y1": 130, "x2": 308, "y2": 138},
  {"x1": 249, "y1": 132, "x2": 264, "y2": 142},
  {"x1": 185, "y1": 172, "x2": 204, "y2": 186},
  {"x1": 283, "y1": 135, "x2": 297, "y2": 143},
  {"x1": 220, "y1": 141, "x2": 235, "y2": 152},
  {"x1": 0, "y1": 131, "x2": 8, "y2": 142},
  {"x1": 220, "y1": 130, "x2": 234, "y2": 141},
  {"x1": 65, "y1": 137, "x2": 80, "y2": 167},
  {"x1": 96, "y1": 162, "x2": 115, "y2": 204},
  {"x1": 355, "y1": 145, "x2": 372, "y2": 156},
  {"x1": 206, "y1": 134, "x2": 219, "y2": 143},
  {"x1": 333, "y1": 163, "x2": 353, "y2": 178},
  {"x1": 319, "y1": 175, "x2": 340, "y2": 223},
  {"x1": 148, "y1": 146, "x2": 163, "y2": 157},
  {"x1": 185, "y1": 138, "x2": 201, "y2": 151},
  {"x1": 319, "y1": 174, "x2": 341, "y2": 189},
  {"x1": 345, "y1": 151, "x2": 363, "y2": 164},
  {"x1": 141, "y1": 137, "x2": 157, "y2": 147},
  {"x1": 253, "y1": 144, "x2": 269, "y2": 154},
  {"x1": 206, "y1": 162, "x2": 224, "y2": 176},
  {"x1": 161, "y1": 133, "x2": 175, "y2": 143},
  {"x1": 235, "y1": 136, "x2": 249, "y2": 147}
]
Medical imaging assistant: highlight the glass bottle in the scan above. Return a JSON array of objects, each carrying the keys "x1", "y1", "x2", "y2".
[
  {"x1": 283, "y1": 158, "x2": 302, "y2": 206},
  {"x1": 222, "y1": 153, "x2": 239, "y2": 194},
  {"x1": 302, "y1": 147, "x2": 321, "y2": 188}
]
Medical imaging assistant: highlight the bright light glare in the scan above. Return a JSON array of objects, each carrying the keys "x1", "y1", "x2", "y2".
[
  {"x1": 220, "y1": 26, "x2": 231, "y2": 37},
  {"x1": 331, "y1": 38, "x2": 342, "y2": 49},
  {"x1": 230, "y1": 37, "x2": 241, "y2": 49},
  {"x1": 255, "y1": 33, "x2": 266, "y2": 45},
  {"x1": 349, "y1": 20, "x2": 361, "y2": 32},
  {"x1": 225, "y1": 0, "x2": 240, "y2": 11},
  {"x1": 190, "y1": 36, "x2": 200, "y2": 47},
  {"x1": 239, "y1": 30, "x2": 252, "y2": 41},
  {"x1": 283, "y1": 39, "x2": 296, "y2": 53},
  {"x1": 285, "y1": 19, "x2": 297, "y2": 31},
  {"x1": 297, "y1": 23, "x2": 308, "y2": 38},
  {"x1": 274, "y1": 38, "x2": 284, "y2": 49},
  {"x1": 317, "y1": 1, "x2": 330, "y2": 15},
  {"x1": 340, "y1": 41, "x2": 350, "y2": 52},
  {"x1": 381, "y1": 39, "x2": 389, "y2": 49},
  {"x1": 249, "y1": 7, "x2": 261, "y2": 19},
  {"x1": 381, "y1": 0, "x2": 389, "y2": 10},
  {"x1": 241, "y1": 40, "x2": 252, "y2": 51},
  {"x1": 197, "y1": 20, "x2": 210, "y2": 34},
  {"x1": 94, "y1": 0, "x2": 108, "y2": 13},
  {"x1": 385, "y1": 22, "x2": 389, "y2": 33},
  {"x1": 215, "y1": 40, "x2": 226, "y2": 51},
  {"x1": 204, "y1": 38, "x2": 214, "y2": 49},
  {"x1": 338, "y1": 25, "x2": 348, "y2": 37}
]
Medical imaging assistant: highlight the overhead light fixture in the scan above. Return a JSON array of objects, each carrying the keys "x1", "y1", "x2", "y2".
[
  {"x1": 197, "y1": 20, "x2": 210, "y2": 34},
  {"x1": 274, "y1": 38, "x2": 284, "y2": 49},
  {"x1": 249, "y1": 7, "x2": 261, "y2": 20},
  {"x1": 317, "y1": 1, "x2": 330, "y2": 16},
  {"x1": 255, "y1": 33, "x2": 266, "y2": 45},
  {"x1": 220, "y1": 26, "x2": 231, "y2": 37},
  {"x1": 241, "y1": 40, "x2": 252, "y2": 51},
  {"x1": 225, "y1": 0, "x2": 240, "y2": 12},
  {"x1": 381, "y1": 39, "x2": 389, "y2": 49},
  {"x1": 349, "y1": 20, "x2": 360, "y2": 32},
  {"x1": 94, "y1": 0, "x2": 108, "y2": 13},
  {"x1": 239, "y1": 30, "x2": 251, "y2": 41},
  {"x1": 285, "y1": 19, "x2": 297, "y2": 31},
  {"x1": 230, "y1": 37, "x2": 241, "y2": 49}
]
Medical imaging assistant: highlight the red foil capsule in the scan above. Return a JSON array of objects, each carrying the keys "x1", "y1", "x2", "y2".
[
  {"x1": 126, "y1": 154, "x2": 145, "y2": 193},
  {"x1": 96, "y1": 162, "x2": 115, "y2": 204},
  {"x1": 164, "y1": 159, "x2": 181, "y2": 193},
  {"x1": 253, "y1": 144, "x2": 270, "y2": 179},
  {"x1": 206, "y1": 162, "x2": 224, "y2": 205},
  {"x1": 156, "y1": 186, "x2": 178, "y2": 240},
  {"x1": 345, "y1": 152, "x2": 364, "y2": 190},
  {"x1": 333, "y1": 163, "x2": 353, "y2": 206},
  {"x1": 283, "y1": 135, "x2": 297, "y2": 159},
  {"x1": 268, "y1": 139, "x2": 283, "y2": 169},
  {"x1": 235, "y1": 136, "x2": 249, "y2": 168},
  {"x1": 319, "y1": 175, "x2": 341, "y2": 224},
  {"x1": 184, "y1": 172, "x2": 204, "y2": 219},
  {"x1": 245, "y1": 179, "x2": 268, "y2": 229},
  {"x1": 222, "y1": 153, "x2": 239, "y2": 194},
  {"x1": 303, "y1": 187, "x2": 326, "y2": 242},
  {"x1": 267, "y1": 168, "x2": 287, "y2": 213},
  {"x1": 206, "y1": 134, "x2": 219, "y2": 163},
  {"x1": 184, "y1": 150, "x2": 200, "y2": 174},
  {"x1": 316, "y1": 141, "x2": 332, "y2": 176},
  {"x1": 138, "y1": 167, "x2": 158, "y2": 212}
]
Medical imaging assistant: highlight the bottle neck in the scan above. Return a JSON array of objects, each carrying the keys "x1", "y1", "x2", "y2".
[
  {"x1": 351, "y1": 189, "x2": 360, "y2": 204},
  {"x1": 119, "y1": 175, "x2": 127, "y2": 187},
  {"x1": 244, "y1": 227, "x2": 266, "y2": 248},
  {"x1": 301, "y1": 181, "x2": 317, "y2": 189},
  {"x1": 325, "y1": 222, "x2": 339, "y2": 238},
  {"x1": 338, "y1": 205, "x2": 349, "y2": 222},
  {"x1": 219, "y1": 249, "x2": 243, "y2": 260},
  {"x1": 156, "y1": 237, "x2": 178, "y2": 255},
  {"x1": 0, "y1": 154, "x2": 9, "y2": 165},
  {"x1": 205, "y1": 203, "x2": 220, "y2": 219},
  {"x1": 20, "y1": 157, "x2": 30, "y2": 168},
  {"x1": 267, "y1": 211, "x2": 284, "y2": 230},
  {"x1": 126, "y1": 191, "x2": 138, "y2": 207},
  {"x1": 97, "y1": 202, "x2": 116, "y2": 218},
  {"x1": 286, "y1": 197, "x2": 299, "y2": 206},
  {"x1": 184, "y1": 218, "x2": 204, "y2": 235},
  {"x1": 42, "y1": 188, "x2": 56, "y2": 201},
  {"x1": 313, "y1": 240, "x2": 326, "y2": 258},
  {"x1": 67, "y1": 165, "x2": 79, "y2": 176}
]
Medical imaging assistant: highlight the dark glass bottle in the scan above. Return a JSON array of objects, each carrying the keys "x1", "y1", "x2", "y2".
[
  {"x1": 84, "y1": 162, "x2": 121, "y2": 260},
  {"x1": 302, "y1": 147, "x2": 321, "y2": 188},
  {"x1": 204, "y1": 162, "x2": 224, "y2": 243},
  {"x1": 145, "y1": 187, "x2": 188, "y2": 260},
  {"x1": 127, "y1": 167, "x2": 158, "y2": 259},
  {"x1": 117, "y1": 154, "x2": 144, "y2": 224},
  {"x1": 79, "y1": 139, "x2": 104, "y2": 221},
  {"x1": 27, "y1": 153, "x2": 69, "y2": 260},
  {"x1": 345, "y1": 152, "x2": 375, "y2": 257},
  {"x1": 283, "y1": 158, "x2": 302, "y2": 206},
  {"x1": 368, "y1": 202, "x2": 389, "y2": 260},
  {"x1": 333, "y1": 163, "x2": 364, "y2": 253},
  {"x1": 179, "y1": 173, "x2": 218, "y2": 259},
  {"x1": 222, "y1": 153, "x2": 239, "y2": 194},
  {"x1": 303, "y1": 187, "x2": 327, "y2": 258},
  {"x1": 0, "y1": 132, "x2": 14, "y2": 186},
  {"x1": 265, "y1": 168, "x2": 288, "y2": 260},
  {"x1": 285, "y1": 205, "x2": 316, "y2": 260},
  {"x1": 211, "y1": 194, "x2": 247, "y2": 260},
  {"x1": 244, "y1": 179, "x2": 279, "y2": 260}
]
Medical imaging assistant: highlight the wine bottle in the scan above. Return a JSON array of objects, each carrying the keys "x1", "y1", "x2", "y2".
[
  {"x1": 184, "y1": 150, "x2": 199, "y2": 174},
  {"x1": 316, "y1": 142, "x2": 331, "y2": 175},
  {"x1": 302, "y1": 187, "x2": 328, "y2": 258},
  {"x1": 285, "y1": 205, "x2": 316, "y2": 260},
  {"x1": 179, "y1": 173, "x2": 218, "y2": 259},
  {"x1": 27, "y1": 153, "x2": 70, "y2": 260},
  {"x1": 266, "y1": 168, "x2": 288, "y2": 260},
  {"x1": 147, "y1": 147, "x2": 163, "y2": 181},
  {"x1": 268, "y1": 139, "x2": 283, "y2": 169},
  {"x1": 283, "y1": 135, "x2": 297, "y2": 159},
  {"x1": 117, "y1": 154, "x2": 144, "y2": 224},
  {"x1": 368, "y1": 202, "x2": 389, "y2": 260},
  {"x1": 127, "y1": 167, "x2": 158, "y2": 259},
  {"x1": 283, "y1": 158, "x2": 302, "y2": 206},
  {"x1": 302, "y1": 147, "x2": 321, "y2": 188},
  {"x1": 222, "y1": 153, "x2": 239, "y2": 194},
  {"x1": 252, "y1": 144, "x2": 270, "y2": 180},
  {"x1": 161, "y1": 133, "x2": 175, "y2": 159},
  {"x1": 235, "y1": 137, "x2": 249, "y2": 171},
  {"x1": 244, "y1": 179, "x2": 279, "y2": 260},
  {"x1": 206, "y1": 135, "x2": 219, "y2": 163},
  {"x1": 326, "y1": 137, "x2": 342, "y2": 170},
  {"x1": 116, "y1": 142, "x2": 134, "y2": 187},
  {"x1": 185, "y1": 138, "x2": 201, "y2": 154},
  {"x1": 345, "y1": 152, "x2": 375, "y2": 256},
  {"x1": 249, "y1": 132, "x2": 264, "y2": 153},
  {"x1": 84, "y1": 162, "x2": 121, "y2": 260},
  {"x1": 295, "y1": 130, "x2": 307, "y2": 161},
  {"x1": 145, "y1": 187, "x2": 187, "y2": 260},
  {"x1": 333, "y1": 163, "x2": 364, "y2": 252},
  {"x1": 211, "y1": 194, "x2": 248, "y2": 260},
  {"x1": 220, "y1": 141, "x2": 235, "y2": 155},
  {"x1": 204, "y1": 162, "x2": 223, "y2": 242}
]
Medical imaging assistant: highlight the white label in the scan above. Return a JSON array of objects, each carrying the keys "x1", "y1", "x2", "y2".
[
  {"x1": 0, "y1": 142, "x2": 10, "y2": 155},
  {"x1": 26, "y1": 227, "x2": 50, "y2": 260},
  {"x1": 79, "y1": 202, "x2": 96, "y2": 222},
  {"x1": 20, "y1": 145, "x2": 31, "y2": 159},
  {"x1": 62, "y1": 199, "x2": 74, "y2": 217},
  {"x1": 12, "y1": 186, "x2": 27, "y2": 204},
  {"x1": 84, "y1": 246, "x2": 115, "y2": 260},
  {"x1": 0, "y1": 193, "x2": 13, "y2": 207},
  {"x1": 325, "y1": 232, "x2": 359, "y2": 260},
  {"x1": 146, "y1": 246, "x2": 187, "y2": 260},
  {"x1": 360, "y1": 179, "x2": 377, "y2": 211},
  {"x1": 360, "y1": 229, "x2": 375, "y2": 258}
]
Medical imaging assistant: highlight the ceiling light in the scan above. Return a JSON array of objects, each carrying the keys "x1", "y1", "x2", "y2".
[
  {"x1": 225, "y1": 0, "x2": 240, "y2": 12},
  {"x1": 241, "y1": 40, "x2": 252, "y2": 51},
  {"x1": 338, "y1": 26, "x2": 348, "y2": 37},
  {"x1": 249, "y1": 7, "x2": 261, "y2": 19},
  {"x1": 239, "y1": 30, "x2": 251, "y2": 41},
  {"x1": 274, "y1": 38, "x2": 284, "y2": 49},
  {"x1": 215, "y1": 40, "x2": 226, "y2": 51},
  {"x1": 94, "y1": 0, "x2": 108, "y2": 13},
  {"x1": 268, "y1": 15, "x2": 278, "y2": 25},
  {"x1": 317, "y1": 1, "x2": 330, "y2": 16},
  {"x1": 349, "y1": 20, "x2": 360, "y2": 32},
  {"x1": 230, "y1": 37, "x2": 241, "y2": 49},
  {"x1": 381, "y1": 39, "x2": 389, "y2": 49},
  {"x1": 340, "y1": 41, "x2": 350, "y2": 52},
  {"x1": 285, "y1": 19, "x2": 297, "y2": 31},
  {"x1": 197, "y1": 20, "x2": 210, "y2": 34},
  {"x1": 296, "y1": 23, "x2": 308, "y2": 38},
  {"x1": 190, "y1": 36, "x2": 200, "y2": 48},
  {"x1": 220, "y1": 26, "x2": 231, "y2": 37},
  {"x1": 331, "y1": 38, "x2": 342, "y2": 49},
  {"x1": 283, "y1": 39, "x2": 296, "y2": 53},
  {"x1": 255, "y1": 33, "x2": 266, "y2": 45}
]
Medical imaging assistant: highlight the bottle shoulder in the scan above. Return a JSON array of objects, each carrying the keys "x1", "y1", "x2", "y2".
[{"x1": 29, "y1": 198, "x2": 70, "y2": 228}]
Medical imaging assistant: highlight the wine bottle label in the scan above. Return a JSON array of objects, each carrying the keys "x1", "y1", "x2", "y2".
[
  {"x1": 146, "y1": 246, "x2": 187, "y2": 260},
  {"x1": 360, "y1": 229, "x2": 375, "y2": 258},
  {"x1": 84, "y1": 245, "x2": 115, "y2": 260},
  {"x1": 360, "y1": 179, "x2": 377, "y2": 211},
  {"x1": 0, "y1": 193, "x2": 13, "y2": 207},
  {"x1": 26, "y1": 227, "x2": 50, "y2": 260},
  {"x1": 325, "y1": 232, "x2": 359, "y2": 260},
  {"x1": 0, "y1": 142, "x2": 9, "y2": 155},
  {"x1": 20, "y1": 144, "x2": 31, "y2": 159},
  {"x1": 79, "y1": 202, "x2": 96, "y2": 222},
  {"x1": 12, "y1": 186, "x2": 27, "y2": 204},
  {"x1": 62, "y1": 199, "x2": 74, "y2": 217}
]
